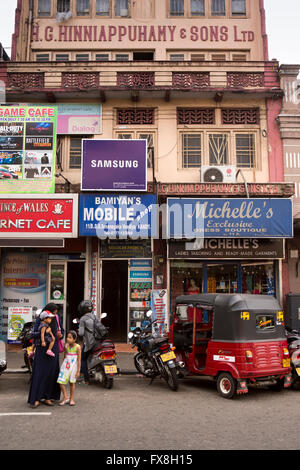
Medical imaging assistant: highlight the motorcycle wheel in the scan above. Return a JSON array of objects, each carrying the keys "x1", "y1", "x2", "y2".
[{"x1": 163, "y1": 364, "x2": 179, "y2": 391}]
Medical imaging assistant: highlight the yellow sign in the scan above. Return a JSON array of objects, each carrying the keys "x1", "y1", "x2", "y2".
[
  {"x1": 277, "y1": 311, "x2": 284, "y2": 322},
  {"x1": 241, "y1": 311, "x2": 250, "y2": 320}
]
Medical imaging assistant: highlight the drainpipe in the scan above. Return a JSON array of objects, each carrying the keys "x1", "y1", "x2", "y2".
[{"x1": 26, "y1": 0, "x2": 34, "y2": 61}]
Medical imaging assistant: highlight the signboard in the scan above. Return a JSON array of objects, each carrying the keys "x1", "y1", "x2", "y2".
[
  {"x1": 7, "y1": 307, "x2": 32, "y2": 344},
  {"x1": 57, "y1": 104, "x2": 102, "y2": 135},
  {"x1": 0, "y1": 252, "x2": 47, "y2": 339},
  {"x1": 80, "y1": 193, "x2": 156, "y2": 238},
  {"x1": 81, "y1": 139, "x2": 147, "y2": 191},
  {"x1": 0, "y1": 105, "x2": 57, "y2": 193},
  {"x1": 100, "y1": 240, "x2": 152, "y2": 258},
  {"x1": 168, "y1": 239, "x2": 285, "y2": 259},
  {"x1": 0, "y1": 194, "x2": 78, "y2": 238},
  {"x1": 167, "y1": 198, "x2": 293, "y2": 239},
  {"x1": 151, "y1": 290, "x2": 168, "y2": 335}
]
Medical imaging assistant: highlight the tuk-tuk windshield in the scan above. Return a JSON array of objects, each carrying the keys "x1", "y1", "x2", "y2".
[{"x1": 256, "y1": 314, "x2": 275, "y2": 331}]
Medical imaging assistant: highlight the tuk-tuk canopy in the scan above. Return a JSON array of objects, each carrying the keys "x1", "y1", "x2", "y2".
[{"x1": 175, "y1": 294, "x2": 285, "y2": 342}]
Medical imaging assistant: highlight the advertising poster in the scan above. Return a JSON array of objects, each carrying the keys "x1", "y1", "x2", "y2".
[
  {"x1": 57, "y1": 103, "x2": 102, "y2": 135},
  {"x1": 0, "y1": 252, "x2": 47, "y2": 341},
  {"x1": 151, "y1": 290, "x2": 168, "y2": 335},
  {"x1": 80, "y1": 193, "x2": 157, "y2": 238},
  {"x1": 168, "y1": 198, "x2": 293, "y2": 239},
  {"x1": 0, "y1": 105, "x2": 57, "y2": 193},
  {"x1": 7, "y1": 307, "x2": 32, "y2": 344},
  {"x1": 81, "y1": 139, "x2": 147, "y2": 191}
]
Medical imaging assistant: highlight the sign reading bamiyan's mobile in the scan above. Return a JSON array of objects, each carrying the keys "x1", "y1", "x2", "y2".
[{"x1": 167, "y1": 198, "x2": 293, "y2": 239}]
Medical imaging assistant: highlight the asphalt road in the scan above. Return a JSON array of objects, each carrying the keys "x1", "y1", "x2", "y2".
[{"x1": 0, "y1": 371, "x2": 299, "y2": 451}]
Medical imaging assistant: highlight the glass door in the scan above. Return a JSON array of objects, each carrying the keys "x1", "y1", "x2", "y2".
[{"x1": 48, "y1": 261, "x2": 67, "y2": 332}]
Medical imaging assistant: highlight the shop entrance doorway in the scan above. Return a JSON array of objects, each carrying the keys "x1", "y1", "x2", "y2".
[
  {"x1": 101, "y1": 260, "x2": 128, "y2": 342},
  {"x1": 66, "y1": 262, "x2": 85, "y2": 331}
]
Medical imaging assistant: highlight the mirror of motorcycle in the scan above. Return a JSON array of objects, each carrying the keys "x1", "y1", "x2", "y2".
[
  {"x1": 128, "y1": 332, "x2": 134, "y2": 339},
  {"x1": 101, "y1": 312, "x2": 107, "y2": 319},
  {"x1": 146, "y1": 310, "x2": 152, "y2": 318},
  {"x1": 72, "y1": 318, "x2": 78, "y2": 324}
]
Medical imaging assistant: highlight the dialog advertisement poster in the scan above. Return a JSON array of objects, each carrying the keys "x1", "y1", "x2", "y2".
[
  {"x1": 0, "y1": 105, "x2": 57, "y2": 193},
  {"x1": 7, "y1": 307, "x2": 32, "y2": 344},
  {"x1": 0, "y1": 252, "x2": 47, "y2": 341},
  {"x1": 57, "y1": 103, "x2": 102, "y2": 135},
  {"x1": 151, "y1": 290, "x2": 168, "y2": 335}
]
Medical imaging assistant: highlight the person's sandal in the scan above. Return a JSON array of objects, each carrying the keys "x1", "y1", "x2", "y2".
[{"x1": 59, "y1": 398, "x2": 70, "y2": 406}]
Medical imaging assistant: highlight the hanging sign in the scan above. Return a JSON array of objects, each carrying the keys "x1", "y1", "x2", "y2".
[{"x1": 167, "y1": 198, "x2": 293, "y2": 239}]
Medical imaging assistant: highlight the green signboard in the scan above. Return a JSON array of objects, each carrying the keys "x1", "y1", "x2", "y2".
[{"x1": 0, "y1": 105, "x2": 57, "y2": 193}]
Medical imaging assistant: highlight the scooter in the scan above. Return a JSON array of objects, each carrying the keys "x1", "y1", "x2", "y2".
[
  {"x1": 0, "y1": 339, "x2": 7, "y2": 376},
  {"x1": 74, "y1": 313, "x2": 118, "y2": 389},
  {"x1": 128, "y1": 310, "x2": 179, "y2": 391},
  {"x1": 286, "y1": 327, "x2": 300, "y2": 390}
]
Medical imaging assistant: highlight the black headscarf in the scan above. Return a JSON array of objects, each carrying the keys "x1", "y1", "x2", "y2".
[{"x1": 42, "y1": 303, "x2": 59, "y2": 335}]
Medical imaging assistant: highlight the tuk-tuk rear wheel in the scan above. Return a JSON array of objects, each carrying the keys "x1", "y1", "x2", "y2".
[{"x1": 217, "y1": 373, "x2": 237, "y2": 399}]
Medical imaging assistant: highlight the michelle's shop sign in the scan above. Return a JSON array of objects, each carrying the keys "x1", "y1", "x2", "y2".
[{"x1": 167, "y1": 198, "x2": 293, "y2": 239}]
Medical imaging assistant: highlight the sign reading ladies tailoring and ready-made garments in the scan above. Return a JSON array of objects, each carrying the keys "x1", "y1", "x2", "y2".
[
  {"x1": 0, "y1": 105, "x2": 57, "y2": 193},
  {"x1": 79, "y1": 193, "x2": 157, "y2": 238},
  {"x1": 81, "y1": 139, "x2": 147, "y2": 191},
  {"x1": 0, "y1": 194, "x2": 78, "y2": 238},
  {"x1": 167, "y1": 198, "x2": 293, "y2": 239}
]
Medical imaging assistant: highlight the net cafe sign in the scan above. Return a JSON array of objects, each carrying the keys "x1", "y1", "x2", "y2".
[{"x1": 32, "y1": 24, "x2": 254, "y2": 44}]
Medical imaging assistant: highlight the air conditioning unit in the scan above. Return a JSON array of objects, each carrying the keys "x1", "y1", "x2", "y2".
[{"x1": 201, "y1": 165, "x2": 236, "y2": 183}]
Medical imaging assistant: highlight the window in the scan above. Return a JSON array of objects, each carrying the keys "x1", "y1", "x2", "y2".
[
  {"x1": 236, "y1": 134, "x2": 255, "y2": 168},
  {"x1": 56, "y1": 53, "x2": 69, "y2": 61},
  {"x1": 36, "y1": 53, "x2": 50, "y2": 62},
  {"x1": 232, "y1": 0, "x2": 246, "y2": 15},
  {"x1": 69, "y1": 136, "x2": 88, "y2": 169},
  {"x1": 57, "y1": 0, "x2": 70, "y2": 12},
  {"x1": 182, "y1": 134, "x2": 202, "y2": 168},
  {"x1": 76, "y1": 53, "x2": 89, "y2": 61},
  {"x1": 115, "y1": 53, "x2": 130, "y2": 61},
  {"x1": 38, "y1": 0, "x2": 51, "y2": 16},
  {"x1": 256, "y1": 315, "x2": 275, "y2": 331},
  {"x1": 211, "y1": 0, "x2": 226, "y2": 15},
  {"x1": 116, "y1": 132, "x2": 155, "y2": 168},
  {"x1": 209, "y1": 134, "x2": 228, "y2": 165},
  {"x1": 133, "y1": 52, "x2": 154, "y2": 61},
  {"x1": 96, "y1": 0, "x2": 109, "y2": 15},
  {"x1": 95, "y1": 53, "x2": 110, "y2": 61},
  {"x1": 116, "y1": 0, "x2": 129, "y2": 16},
  {"x1": 77, "y1": 0, "x2": 90, "y2": 15},
  {"x1": 191, "y1": 0, "x2": 205, "y2": 15},
  {"x1": 170, "y1": 0, "x2": 184, "y2": 16},
  {"x1": 170, "y1": 54, "x2": 185, "y2": 61}
]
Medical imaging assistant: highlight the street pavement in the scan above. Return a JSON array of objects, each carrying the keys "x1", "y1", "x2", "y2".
[{"x1": 1, "y1": 350, "x2": 300, "y2": 451}]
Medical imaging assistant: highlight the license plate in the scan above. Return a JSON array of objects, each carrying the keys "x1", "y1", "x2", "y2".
[
  {"x1": 296, "y1": 368, "x2": 300, "y2": 376},
  {"x1": 104, "y1": 365, "x2": 117, "y2": 374},
  {"x1": 161, "y1": 351, "x2": 176, "y2": 362},
  {"x1": 283, "y1": 359, "x2": 290, "y2": 368}
]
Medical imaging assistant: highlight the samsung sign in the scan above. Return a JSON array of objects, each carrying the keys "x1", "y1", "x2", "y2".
[
  {"x1": 81, "y1": 139, "x2": 147, "y2": 191},
  {"x1": 167, "y1": 198, "x2": 293, "y2": 239}
]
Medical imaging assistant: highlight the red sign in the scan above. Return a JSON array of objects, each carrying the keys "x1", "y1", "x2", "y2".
[{"x1": 0, "y1": 195, "x2": 78, "y2": 238}]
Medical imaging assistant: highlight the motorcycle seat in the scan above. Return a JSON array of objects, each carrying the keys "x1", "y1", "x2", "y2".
[{"x1": 153, "y1": 337, "x2": 168, "y2": 345}]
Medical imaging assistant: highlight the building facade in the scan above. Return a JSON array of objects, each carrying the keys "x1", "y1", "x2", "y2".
[{"x1": 0, "y1": 0, "x2": 294, "y2": 342}]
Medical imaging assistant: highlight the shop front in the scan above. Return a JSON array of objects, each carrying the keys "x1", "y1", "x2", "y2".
[
  {"x1": 0, "y1": 194, "x2": 79, "y2": 340},
  {"x1": 168, "y1": 238, "x2": 283, "y2": 313},
  {"x1": 167, "y1": 197, "x2": 293, "y2": 316},
  {"x1": 79, "y1": 193, "x2": 157, "y2": 342}
]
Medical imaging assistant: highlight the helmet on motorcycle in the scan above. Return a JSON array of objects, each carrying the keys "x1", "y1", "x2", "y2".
[{"x1": 78, "y1": 300, "x2": 93, "y2": 316}]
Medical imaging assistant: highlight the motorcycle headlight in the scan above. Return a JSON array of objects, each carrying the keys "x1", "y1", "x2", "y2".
[{"x1": 0, "y1": 360, "x2": 7, "y2": 368}]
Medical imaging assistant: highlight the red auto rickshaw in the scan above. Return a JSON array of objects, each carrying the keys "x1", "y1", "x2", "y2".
[{"x1": 169, "y1": 294, "x2": 292, "y2": 398}]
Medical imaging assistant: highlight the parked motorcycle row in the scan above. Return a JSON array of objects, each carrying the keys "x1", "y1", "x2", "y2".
[{"x1": 5, "y1": 293, "x2": 300, "y2": 399}]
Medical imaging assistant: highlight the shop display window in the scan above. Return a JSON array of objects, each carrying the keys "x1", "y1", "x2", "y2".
[
  {"x1": 242, "y1": 262, "x2": 275, "y2": 295},
  {"x1": 170, "y1": 261, "x2": 203, "y2": 312},
  {"x1": 207, "y1": 264, "x2": 238, "y2": 294}
]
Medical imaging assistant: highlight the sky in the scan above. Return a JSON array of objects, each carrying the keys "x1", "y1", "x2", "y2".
[{"x1": 0, "y1": 0, "x2": 299, "y2": 65}]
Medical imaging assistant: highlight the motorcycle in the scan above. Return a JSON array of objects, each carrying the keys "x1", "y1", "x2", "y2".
[
  {"x1": 128, "y1": 310, "x2": 179, "y2": 391},
  {"x1": 0, "y1": 339, "x2": 7, "y2": 376},
  {"x1": 74, "y1": 312, "x2": 118, "y2": 389},
  {"x1": 286, "y1": 327, "x2": 300, "y2": 390},
  {"x1": 17, "y1": 321, "x2": 35, "y2": 374}
]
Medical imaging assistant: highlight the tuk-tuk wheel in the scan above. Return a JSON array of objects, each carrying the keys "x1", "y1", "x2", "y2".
[{"x1": 217, "y1": 373, "x2": 237, "y2": 399}]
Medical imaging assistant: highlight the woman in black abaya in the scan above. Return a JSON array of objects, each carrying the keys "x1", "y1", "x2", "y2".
[{"x1": 28, "y1": 303, "x2": 64, "y2": 408}]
